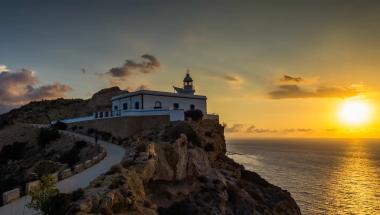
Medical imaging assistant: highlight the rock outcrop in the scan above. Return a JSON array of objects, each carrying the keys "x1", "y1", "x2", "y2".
[{"x1": 68, "y1": 120, "x2": 301, "y2": 215}]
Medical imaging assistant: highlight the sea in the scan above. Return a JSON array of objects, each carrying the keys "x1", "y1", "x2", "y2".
[{"x1": 227, "y1": 139, "x2": 380, "y2": 215}]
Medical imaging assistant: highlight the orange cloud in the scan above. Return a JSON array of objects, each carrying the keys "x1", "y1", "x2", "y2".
[{"x1": 0, "y1": 68, "x2": 72, "y2": 106}]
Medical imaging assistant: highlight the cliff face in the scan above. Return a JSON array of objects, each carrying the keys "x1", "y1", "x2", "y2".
[
  {"x1": 0, "y1": 87, "x2": 126, "y2": 126},
  {"x1": 68, "y1": 120, "x2": 301, "y2": 215}
]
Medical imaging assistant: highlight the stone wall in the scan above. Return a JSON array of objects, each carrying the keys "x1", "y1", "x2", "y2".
[
  {"x1": 0, "y1": 138, "x2": 107, "y2": 206},
  {"x1": 69, "y1": 115, "x2": 170, "y2": 139}
]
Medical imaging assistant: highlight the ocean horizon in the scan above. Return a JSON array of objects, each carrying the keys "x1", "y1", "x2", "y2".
[{"x1": 227, "y1": 138, "x2": 380, "y2": 214}]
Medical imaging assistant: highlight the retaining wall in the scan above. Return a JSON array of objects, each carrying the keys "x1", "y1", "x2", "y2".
[
  {"x1": 69, "y1": 115, "x2": 170, "y2": 139},
  {"x1": 1, "y1": 141, "x2": 107, "y2": 206}
]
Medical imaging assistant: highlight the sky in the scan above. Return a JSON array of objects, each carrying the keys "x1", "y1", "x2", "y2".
[{"x1": 1, "y1": 0, "x2": 380, "y2": 138}]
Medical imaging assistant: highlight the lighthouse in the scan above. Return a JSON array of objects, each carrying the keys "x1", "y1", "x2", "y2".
[{"x1": 173, "y1": 69, "x2": 196, "y2": 95}]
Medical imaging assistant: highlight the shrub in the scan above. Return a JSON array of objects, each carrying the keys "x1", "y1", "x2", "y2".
[
  {"x1": 70, "y1": 188, "x2": 84, "y2": 201},
  {"x1": 164, "y1": 122, "x2": 199, "y2": 145},
  {"x1": 59, "y1": 140, "x2": 88, "y2": 167},
  {"x1": 107, "y1": 164, "x2": 123, "y2": 175},
  {"x1": 34, "y1": 161, "x2": 62, "y2": 178},
  {"x1": 27, "y1": 175, "x2": 59, "y2": 214},
  {"x1": 51, "y1": 121, "x2": 68, "y2": 130},
  {"x1": 185, "y1": 109, "x2": 203, "y2": 121},
  {"x1": 0, "y1": 141, "x2": 27, "y2": 164},
  {"x1": 87, "y1": 128, "x2": 95, "y2": 134},
  {"x1": 48, "y1": 193, "x2": 71, "y2": 215},
  {"x1": 59, "y1": 148, "x2": 80, "y2": 167},
  {"x1": 37, "y1": 128, "x2": 60, "y2": 148}
]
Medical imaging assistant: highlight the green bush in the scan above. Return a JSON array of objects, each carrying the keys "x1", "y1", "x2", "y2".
[
  {"x1": 185, "y1": 109, "x2": 203, "y2": 121},
  {"x1": 27, "y1": 175, "x2": 59, "y2": 214},
  {"x1": 163, "y1": 122, "x2": 199, "y2": 145}
]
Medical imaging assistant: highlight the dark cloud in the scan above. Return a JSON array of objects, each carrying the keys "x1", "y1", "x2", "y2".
[
  {"x1": 283, "y1": 128, "x2": 313, "y2": 133},
  {"x1": 250, "y1": 128, "x2": 278, "y2": 133},
  {"x1": 126, "y1": 84, "x2": 150, "y2": 92},
  {"x1": 224, "y1": 123, "x2": 244, "y2": 133},
  {"x1": 0, "y1": 68, "x2": 72, "y2": 107},
  {"x1": 107, "y1": 54, "x2": 160, "y2": 78},
  {"x1": 246, "y1": 125, "x2": 256, "y2": 133},
  {"x1": 269, "y1": 85, "x2": 360, "y2": 99},
  {"x1": 280, "y1": 75, "x2": 303, "y2": 83},
  {"x1": 223, "y1": 75, "x2": 240, "y2": 82}
]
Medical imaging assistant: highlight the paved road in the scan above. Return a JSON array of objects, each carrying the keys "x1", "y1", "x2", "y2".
[{"x1": 0, "y1": 129, "x2": 125, "y2": 215}]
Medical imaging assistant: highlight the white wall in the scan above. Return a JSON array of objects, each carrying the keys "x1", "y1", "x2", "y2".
[
  {"x1": 143, "y1": 94, "x2": 207, "y2": 113},
  {"x1": 112, "y1": 93, "x2": 207, "y2": 113},
  {"x1": 55, "y1": 109, "x2": 185, "y2": 124},
  {"x1": 112, "y1": 95, "x2": 143, "y2": 113}
]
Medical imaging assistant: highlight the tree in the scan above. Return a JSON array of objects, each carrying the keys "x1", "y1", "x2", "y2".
[
  {"x1": 185, "y1": 109, "x2": 204, "y2": 121},
  {"x1": 27, "y1": 175, "x2": 59, "y2": 214}
]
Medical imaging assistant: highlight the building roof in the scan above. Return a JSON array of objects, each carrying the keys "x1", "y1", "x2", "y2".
[
  {"x1": 183, "y1": 73, "x2": 193, "y2": 82},
  {"x1": 112, "y1": 90, "x2": 207, "y2": 101}
]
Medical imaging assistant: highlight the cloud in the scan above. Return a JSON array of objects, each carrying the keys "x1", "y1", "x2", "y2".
[
  {"x1": 283, "y1": 128, "x2": 313, "y2": 133},
  {"x1": 246, "y1": 125, "x2": 256, "y2": 133},
  {"x1": 126, "y1": 84, "x2": 150, "y2": 92},
  {"x1": 280, "y1": 75, "x2": 304, "y2": 83},
  {"x1": 224, "y1": 123, "x2": 244, "y2": 133},
  {"x1": 225, "y1": 124, "x2": 278, "y2": 134},
  {"x1": 223, "y1": 75, "x2": 240, "y2": 82},
  {"x1": 269, "y1": 85, "x2": 361, "y2": 99},
  {"x1": 107, "y1": 54, "x2": 160, "y2": 79},
  {"x1": 251, "y1": 128, "x2": 278, "y2": 133},
  {"x1": 0, "y1": 68, "x2": 72, "y2": 108}
]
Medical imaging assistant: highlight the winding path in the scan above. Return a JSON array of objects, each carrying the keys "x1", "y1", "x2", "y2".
[{"x1": 0, "y1": 129, "x2": 125, "y2": 215}]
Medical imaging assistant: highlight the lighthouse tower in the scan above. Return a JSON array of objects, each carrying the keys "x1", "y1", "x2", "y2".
[{"x1": 173, "y1": 69, "x2": 196, "y2": 95}]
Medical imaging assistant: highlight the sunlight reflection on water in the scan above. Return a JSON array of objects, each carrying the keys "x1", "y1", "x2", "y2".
[{"x1": 227, "y1": 139, "x2": 380, "y2": 215}]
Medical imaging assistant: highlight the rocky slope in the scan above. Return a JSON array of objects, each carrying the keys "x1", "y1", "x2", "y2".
[
  {"x1": 67, "y1": 120, "x2": 301, "y2": 215},
  {"x1": 0, "y1": 87, "x2": 126, "y2": 127}
]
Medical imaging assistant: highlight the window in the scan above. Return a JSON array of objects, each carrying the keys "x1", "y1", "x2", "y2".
[
  {"x1": 135, "y1": 102, "x2": 140, "y2": 109},
  {"x1": 154, "y1": 101, "x2": 162, "y2": 109},
  {"x1": 123, "y1": 103, "x2": 128, "y2": 110},
  {"x1": 190, "y1": 104, "x2": 195, "y2": 110},
  {"x1": 114, "y1": 105, "x2": 118, "y2": 110},
  {"x1": 99, "y1": 112, "x2": 103, "y2": 118},
  {"x1": 95, "y1": 113, "x2": 98, "y2": 118},
  {"x1": 173, "y1": 103, "x2": 179, "y2": 110},
  {"x1": 105, "y1": 111, "x2": 109, "y2": 117}
]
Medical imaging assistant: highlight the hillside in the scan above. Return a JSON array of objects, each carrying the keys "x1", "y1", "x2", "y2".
[{"x1": 0, "y1": 87, "x2": 126, "y2": 127}]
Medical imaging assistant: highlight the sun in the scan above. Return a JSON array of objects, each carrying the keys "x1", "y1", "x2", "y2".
[{"x1": 338, "y1": 100, "x2": 372, "y2": 126}]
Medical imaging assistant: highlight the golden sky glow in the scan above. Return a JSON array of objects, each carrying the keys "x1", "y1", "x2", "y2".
[{"x1": 1, "y1": 1, "x2": 380, "y2": 138}]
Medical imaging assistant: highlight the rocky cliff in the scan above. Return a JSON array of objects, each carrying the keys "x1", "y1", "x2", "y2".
[{"x1": 67, "y1": 120, "x2": 301, "y2": 215}]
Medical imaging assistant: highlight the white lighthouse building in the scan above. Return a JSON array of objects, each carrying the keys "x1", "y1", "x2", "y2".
[
  {"x1": 55, "y1": 71, "x2": 217, "y2": 124},
  {"x1": 111, "y1": 71, "x2": 207, "y2": 119}
]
